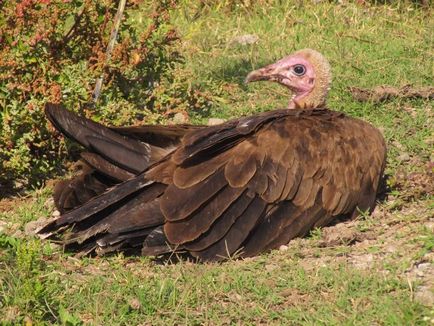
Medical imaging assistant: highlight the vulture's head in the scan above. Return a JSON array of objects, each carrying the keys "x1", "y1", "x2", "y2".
[{"x1": 245, "y1": 49, "x2": 331, "y2": 109}]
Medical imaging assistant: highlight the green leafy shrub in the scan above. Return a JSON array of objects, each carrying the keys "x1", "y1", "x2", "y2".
[{"x1": 0, "y1": 0, "x2": 214, "y2": 190}]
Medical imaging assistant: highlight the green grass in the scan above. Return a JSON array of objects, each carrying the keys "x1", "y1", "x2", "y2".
[
  {"x1": 1, "y1": 1, "x2": 433, "y2": 324},
  {"x1": 0, "y1": 191, "x2": 432, "y2": 325},
  {"x1": 0, "y1": 196, "x2": 432, "y2": 325}
]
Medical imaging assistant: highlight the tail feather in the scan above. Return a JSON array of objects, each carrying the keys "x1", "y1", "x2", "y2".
[
  {"x1": 96, "y1": 233, "x2": 150, "y2": 256},
  {"x1": 81, "y1": 152, "x2": 135, "y2": 182},
  {"x1": 67, "y1": 186, "x2": 165, "y2": 244},
  {"x1": 142, "y1": 226, "x2": 175, "y2": 256},
  {"x1": 39, "y1": 174, "x2": 153, "y2": 234},
  {"x1": 45, "y1": 103, "x2": 151, "y2": 167},
  {"x1": 86, "y1": 136, "x2": 149, "y2": 173},
  {"x1": 40, "y1": 171, "x2": 169, "y2": 259},
  {"x1": 97, "y1": 229, "x2": 154, "y2": 247}
]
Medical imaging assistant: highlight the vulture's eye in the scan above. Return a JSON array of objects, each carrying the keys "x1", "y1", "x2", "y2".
[{"x1": 293, "y1": 64, "x2": 306, "y2": 76}]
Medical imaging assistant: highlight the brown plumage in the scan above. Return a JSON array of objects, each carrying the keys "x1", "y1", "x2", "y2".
[
  {"x1": 39, "y1": 49, "x2": 386, "y2": 261},
  {"x1": 46, "y1": 106, "x2": 199, "y2": 212}
]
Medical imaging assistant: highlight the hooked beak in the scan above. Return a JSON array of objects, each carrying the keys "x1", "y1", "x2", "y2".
[
  {"x1": 245, "y1": 65, "x2": 277, "y2": 83},
  {"x1": 244, "y1": 62, "x2": 287, "y2": 85}
]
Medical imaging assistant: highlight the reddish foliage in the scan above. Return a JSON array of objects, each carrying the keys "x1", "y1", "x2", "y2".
[{"x1": 0, "y1": 0, "x2": 204, "y2": 187}]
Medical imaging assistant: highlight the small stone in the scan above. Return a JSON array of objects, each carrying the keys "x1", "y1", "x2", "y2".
[
  {"x1": 207, "y1": 118, "x2": 226, "y2": 126},
  {"x1": 415, "y1": 262, "x2": 432, "y2": 275},
  {"x1": 397, "y1": 152, "x2": 411, "y2": 162},
  {"x1": 320, "y1": 222, "x2": 359, "y2": 247},
  {"x1": 0, "y1": 220, "x2": 7, "y2": 234},
  {"x1": 226, "y1": 292, "x2": 242, "y2": 302},
  {"x1": 129, "y1": 298, "x2": 141, "y2": 310},
  {"x1": 414, "y1": 286, "x2": 434, "y2": 306},
  {"x1": 24, "y1": 217, "x2": 48, "y2": 236},
  {"x1": 351, "y1": 253, "x2": 374, "y2": 270},
  {"x1": 392, "y1": 141, "x2": 404, "y2": 150},
  {"x1": 24, "y1": 222, "x2": 37, "y2": 236},
  {"x1": 417, "y1": 262, "x2": 432, "y2": 269},
  {"x1": 265, "y1": 264, "x2": 277, "y2": 272},
  {"x1": 13, "y1": 180, "x2": 25, "y2": 189},
  {"x1": 230, "y1": 34, "x2": 259, "y2": 46},
  {"x1": 279, "y1": 245, "x2": 289, "y2": 251},
  {"x1": 424, "y1": 220, "x2": 434, "y2": 232},
  {"x1": 172, "y1": 112, "x2": 189, "y2": 124},
  {"x1": 12, "y1": 229, "x2": 23, "y2": 238},
  {"x1": 423, "y1": 136, "x2": 434, "y2": 146},
  {"x1": 52, "y1": 210, "x2": 60, "y2": 217},
  {"x1": 50, "y1": 242, "x2": 61, "y2": 250},
  {"x1": 384, "y1": 244, "x2": 398, "y2": 253},
  {"x1": 232, "y1": 293, "x2": 242, "y2": 301},
  {"x1": 45, "y1": 197, "x2": 54, "y2": 206}
]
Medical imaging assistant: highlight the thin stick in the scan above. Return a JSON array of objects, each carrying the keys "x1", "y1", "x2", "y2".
[{"x1": 91, "y1": 0, "x2": 127, "y2": 105}]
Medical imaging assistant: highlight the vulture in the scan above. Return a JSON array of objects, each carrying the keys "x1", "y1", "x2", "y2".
[{"x1": 39, "y1": 49, "x2": 386, "y2": 261}]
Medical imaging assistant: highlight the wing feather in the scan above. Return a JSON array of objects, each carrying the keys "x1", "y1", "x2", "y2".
[
  {"x1": 81, "y1": 152, "x2": 135, "y2": 182},
  {"x1": 191, "y1": 197, "x2": 267, "y2": 261},
  {"x1": 241, "y1": 201, "x2": 298, "y2": 257},
  {"x1": 160, "y1": 168, "x2": 227, "y2": 221},
  {"x1": 164, "y1": 185, "x2": 244, "y2": 244},
  {"x1": 183, "y1": 191, "x2": 255, "y2": 251}
]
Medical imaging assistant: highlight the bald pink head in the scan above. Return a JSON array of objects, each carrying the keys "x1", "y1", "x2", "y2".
[{"x1": 245, "y1": 49, "x2": 331, "y2": 109}]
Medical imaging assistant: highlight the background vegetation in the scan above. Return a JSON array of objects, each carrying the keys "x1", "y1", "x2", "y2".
[
  {"x1": 0, "y1": 0, "x2": 433, "y2": 324},
  {"x1": 0, "y1": 0, "x2": 211, "y2": 189}
]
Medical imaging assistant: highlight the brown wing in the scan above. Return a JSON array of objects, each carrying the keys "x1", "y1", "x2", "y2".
[
  {"x1": 112, "y1": 124, "x2": 202, "y2": 148},
  {"x1": 144, "y1": 108, "x2": 386, "y2": 261},
  {"x1": 46, "y1": 103, "x2": 202, "y2": 212}
]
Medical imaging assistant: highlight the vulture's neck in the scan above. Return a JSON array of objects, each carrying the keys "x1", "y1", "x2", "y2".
[{"x1": 289, "y1": 81, "x2": 329, "y2": 109}]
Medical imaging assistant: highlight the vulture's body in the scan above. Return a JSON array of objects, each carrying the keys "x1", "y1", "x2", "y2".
[{"x1": 39, "y1": 49, "x2": 386, "y2": 261}]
